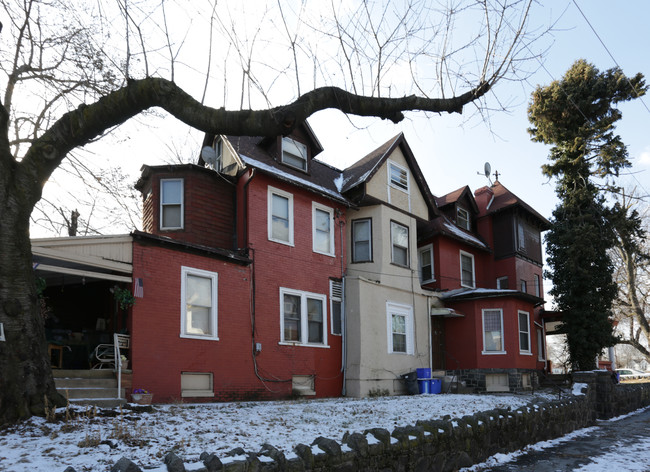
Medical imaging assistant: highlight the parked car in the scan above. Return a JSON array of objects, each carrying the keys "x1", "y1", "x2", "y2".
[{"x1": 616, "y1": 368, "x2": 650, "y2": 380}]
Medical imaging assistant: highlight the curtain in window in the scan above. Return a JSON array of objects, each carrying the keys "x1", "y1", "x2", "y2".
[
  {"x1": 483, "y1": 310, "x2": 502, "y2": 351},
  {"x1": 186, "y1": 274, "x2": 212, "y2": 335},
  {"x1": 283, "y1": 294, "x2": 301, "y2": 341},
  {"x1": 314, "y1": 209, "x2": 331, "y2": 253}
]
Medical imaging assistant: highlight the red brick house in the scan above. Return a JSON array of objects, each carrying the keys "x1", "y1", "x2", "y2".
[
  {"x1": 419, "y1": 181, "x2": 550, "y2": 391},
  {"x1": 129, "y1": 123, "x2": 347, "y2": 401}
]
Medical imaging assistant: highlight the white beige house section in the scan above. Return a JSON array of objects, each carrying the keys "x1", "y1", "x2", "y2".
[{"x1": 341, "y1": 133, "x2": 439, "y2": 397}]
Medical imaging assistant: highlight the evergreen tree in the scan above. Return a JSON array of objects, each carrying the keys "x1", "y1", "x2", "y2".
[{"x1": 528, "y1": 59, "x2": 646, "y2": 370}]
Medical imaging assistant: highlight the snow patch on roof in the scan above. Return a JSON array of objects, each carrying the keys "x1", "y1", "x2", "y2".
[
  {"x1": 334, "y1": 173, "x2": 344, "y2": 192},
  {"x1": 441, "y1": 220, "x2": 488, "y2": 248},
  {"x1": 241, "y1": 155, "x2": 344, "y2": 201}
]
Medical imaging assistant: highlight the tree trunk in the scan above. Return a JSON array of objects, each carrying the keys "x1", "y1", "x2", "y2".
[{"x1": 0, "y1": 190, "x2": 65, "y2": 424}]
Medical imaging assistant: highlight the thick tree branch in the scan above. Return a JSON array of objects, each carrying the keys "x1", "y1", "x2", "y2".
[{"x1": 20, "y1": 76, "x2": 491, "y2": 205}]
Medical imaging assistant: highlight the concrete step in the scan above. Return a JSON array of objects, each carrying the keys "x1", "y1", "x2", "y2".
[
  {"x1": 53, "y1": 369, "x2": 116, "y2": 379},
  {"x1": 69, "y1": 398, "x2": 128, "y2": 409},
  {"x1": 59, "y1": 387, "x2": 125, "y2": 400},
  {"x1": 55, "y1": 377, "x2": 117, "y2": 389}
]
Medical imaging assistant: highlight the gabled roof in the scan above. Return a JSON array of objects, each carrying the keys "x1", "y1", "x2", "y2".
[
  {"x1": 341, "y1": 133, "x2": 439, "y2": 217},
  {"x1": 435, "y1": 186, "x2": 479, "y2": 214},
  {"x1": 418, "y1": 214, "x2": 490, "y2": 252},
  {"x1": 222, "y1": 135, "x2": 348, "y2": 205},
  {"x1": 479, "y1": 181, "x2": 550, "y2": 229}
]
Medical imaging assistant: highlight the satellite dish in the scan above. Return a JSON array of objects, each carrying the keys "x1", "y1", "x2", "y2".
[
  {"x1": 484, "y1": 162, "x2": 491, "y2": 178},
  {"x1": 201, "y1": 146, "x2": 217, "y2": 167}
]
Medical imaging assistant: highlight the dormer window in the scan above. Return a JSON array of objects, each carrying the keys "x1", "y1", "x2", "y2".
[
  {"x1": 282, "y1": 137, "x2": 308, "y2": 171},
  {"x1": 456, "y1": 206, "x2": 470, "y2": 230},
  {"x1": 388, "y1": 161, "x2": 409, "y2": 192}
]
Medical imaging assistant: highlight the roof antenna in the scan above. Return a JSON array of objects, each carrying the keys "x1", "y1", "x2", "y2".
[{"x1": 477, "y1": 162, "x2": 493, "y2": 186}]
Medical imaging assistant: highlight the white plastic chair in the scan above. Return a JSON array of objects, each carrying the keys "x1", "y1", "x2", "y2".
[{"x1": 92, "y1": 334, "x2": 130, "y2": 369}]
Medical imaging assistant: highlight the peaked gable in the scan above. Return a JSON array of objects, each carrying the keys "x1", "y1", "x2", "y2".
[
  {"x1": 477, "y1": 181, "x2": 550, "y2": 230},
  {"x1": 341, "y1": 133, "x2": 438, "y2": 218}
]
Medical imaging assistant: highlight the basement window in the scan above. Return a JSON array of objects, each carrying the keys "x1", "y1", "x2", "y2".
[
  {"x1": 292, "y1": 375, "x2": 315, "y2": 396},
  {"x1": 181, "y1": 372, "x2": 214, "y2": 398}
]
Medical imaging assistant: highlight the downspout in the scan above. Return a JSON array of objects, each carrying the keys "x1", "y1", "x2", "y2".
[
  {"x1": 427, "y1": 297, "x2": 432, "y2": 372},
  {"x1": 337, "y1": 210, "x2": 347, "y2": 396}
]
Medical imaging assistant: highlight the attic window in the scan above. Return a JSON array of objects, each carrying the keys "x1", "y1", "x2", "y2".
[
  {"x1": 456, "y1": 207, "x2": 470, "y2": 230},
  {"x1": 282, "y1": 137, "x2": 308, "y2": 171},
  {"x1": 388, "y1": 161, "x2": 409, "y2": 192}
]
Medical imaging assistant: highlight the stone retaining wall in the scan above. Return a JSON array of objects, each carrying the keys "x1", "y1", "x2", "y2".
[{"x1": 68, "y1": 374, "x2": 650, "y2": 472}]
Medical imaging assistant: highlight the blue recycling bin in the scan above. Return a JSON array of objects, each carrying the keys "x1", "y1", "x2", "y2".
[
  {"x1": 418, "y1": 378, "x2": 431, "y2": 394},
  {"x1": 430, "y1": 378, "x2": 442, "y2": 394}
]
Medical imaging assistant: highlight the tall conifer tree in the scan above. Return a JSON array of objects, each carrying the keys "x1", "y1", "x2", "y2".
[{"x1": 528, "y1": 59, "x2": 646, "y2": 370}]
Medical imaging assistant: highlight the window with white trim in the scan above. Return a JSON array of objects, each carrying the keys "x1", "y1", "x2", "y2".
[
  {"x1": 519, "y1": 311, "x2": 531, "y2": 353},
  {"x1": 418, "y1": 244, "x2": 434, "y2": 283},
  {"x1": 520, "y1": 279, "x2": 527, "y2": 293},
  {"x1": 460, "y1": 251, "x2": 475, "y2": 288},
  {"x1": 282, "y1": 137, "x2": 308, "y2": 171},
  {"x1": 391, "y1": 221, "x2": 409, "y2": 267},
  {"x1": 160, "y1": 179, "x2": 183, "y2": 229},
  {"x1": 537, "y1": 329, "x2": 545, "y2": 361},
  {"x1": 482, "y1": 308, "x2": 504, "y2": 353},
  {"x1": 352, "y1": 218, "x2": 372, "y2": 262},
  {"x1": 312, "y1": 203, "x2": 334, "y2": 256},
  {"x1": 456, "y1": 206, "x2": 470, "y2": 230},
  {"x1": 330, "y1": 279, "x2": 342, "y2": 336},
  {"x1": 181, "y1": 266, "x2": 218, "y2": 340},
  {"x1": 280, "y1": 288, "x2": 327, "y2": 346},
  {"x1": 268, "y1": 186, "x2": 294, "y2": 245},
  {"x1": 388, "y1": 160, "x2": 409, "y2": 192},
  {"x1": 386, "y1": 302, "x2": 414, "y2": 354},
  {"x1": 496, "y1": 276, "x2": 509, "y2": 289}
]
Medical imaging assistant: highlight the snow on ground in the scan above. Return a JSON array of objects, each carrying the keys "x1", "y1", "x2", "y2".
[{"x1": 0, "y1": 392, "x2": 557, "y2": 472}]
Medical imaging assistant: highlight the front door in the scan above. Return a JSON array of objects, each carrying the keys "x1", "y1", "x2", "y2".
[{"x1": 431, "y1": 316, "x2": 446, "y2": 370}]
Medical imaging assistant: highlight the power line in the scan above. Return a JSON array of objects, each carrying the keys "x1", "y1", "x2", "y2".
[{"x1": 572, "y1": 0, "x2": 650, "y2": 115}]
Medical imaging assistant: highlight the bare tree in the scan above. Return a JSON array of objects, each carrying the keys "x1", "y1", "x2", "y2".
[
  {"x1": 611, "y1": 191, "x2": 650, "y2": 363},
  {"x1": 0, "y1": 0, "x2": 543, "y2": 423}
]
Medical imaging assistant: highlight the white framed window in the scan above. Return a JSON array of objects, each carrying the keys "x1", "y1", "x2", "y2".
[
  {"x1": 330, "y1": 279, "x2": 343, "y2": 336},
  {"x1": 352, "y1": 218, "x2": 372, "y2": 262},
  {"x1": 460, "y1": 251, "x2": 475, "y2": 288},
  {"x1": 268, "y1": 186, "x2": 294, "y2": 245},
  {"x1": 214, "y1": 137, "x2": 223, "y2": 171},
  {"x1": 534, "y1": 274, "x2": 541, "y2": 297},
  {"x1": 456, "y1": 206, "x2": 470, "y2": 230},
  {"x1": 391, "y1": 221, "x2": 409, "y2": 267},
  {"x1": 280, "y1": 288, "x2": 327, "y2": 346},
  {"x1": 418, "y1": 244, "x2": 434, "y2": 283},
  {"x1": 181, "y1": 372, "x2": 214, "y2": 397},
  {"x1": 520, "y1": 279, "x2": 527, "y2": 293},
  {"x1": 388, "y1": 160, "x2": 409, "y2": 192},
  {"x1": 519, "y1": 311, "x2": 531, "y2": 354},
  {"x1": 160, "y1": 179, "x2": 184, "y2": 230},
  {"x1": 312, "y1": 202, "x2": 334, "y2": 256},
  {"x1": 482, "y1": 308, "x2": 505, "y2": 354},
  {"x1": 387, "y1": 302, "x2": 414, "y2": 355},
  {"x1": 496, "y1": 276, "x2": 509, "y2": 289},
  {"x1": 180, "y1": 266, "x2": 218, "y2": 340},
  {"x1": 537, "y1": 329, "x2": 545, "y2": 361},
  {"x1": 282, "y1": 137, "x2": 308, "y2": 171}
]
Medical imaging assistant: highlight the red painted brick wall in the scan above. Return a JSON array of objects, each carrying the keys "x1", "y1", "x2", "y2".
[
  {"x1": 444, "y1": 297, "x2": 543, "y2": 370},
  {"x1": 130, "y1": 170, "x2": 346, "y2": 402},
  {"x1": 140, "y1": 166, "x2": 236, "y2": 249},
  {"x1": 236, "y1": 173, "x2": 346, "y2": 398}
]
